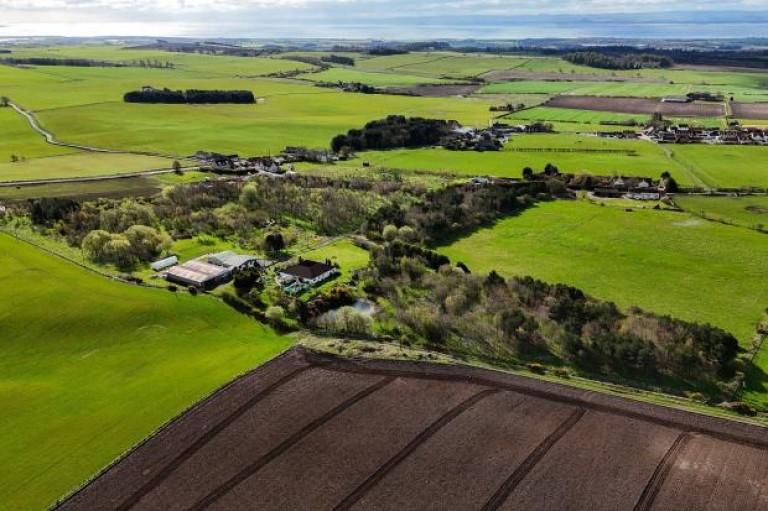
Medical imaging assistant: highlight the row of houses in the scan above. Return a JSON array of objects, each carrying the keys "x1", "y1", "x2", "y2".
[{"x1": 645, "y1": 125, "x2": 768, "y2": 145}]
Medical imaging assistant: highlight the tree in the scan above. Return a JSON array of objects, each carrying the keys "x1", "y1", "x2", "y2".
[
  {"x1": 10, "y1": 154, "x2": 18, "y2": 163},
  {"x1": 172, "y1": 160, "x2": 183, "y2": 175},
  {"x1": 397, "y1": 225, "x2": 416, "y2": 242},
  {"x1": 124, "y1": 225, "x2": 171, "y2": 261},
  {"x1": 665, "y1": 177, "x2": 679, "y2": 193},
  {"x1": 263, "y1": 232, "x2": 285, "y2": 254},
  {"x1": 382, "y1": 224, "x2": 398, "y2": 242},
  {"x1": 265, "y1": 306, "x2": 285, "y2": 322},
  {"x1": 0, "y1": 96, "x2": 9, "y2": 107},
  {"x1": 82, "y1": 230, "x2": 113, "y2": 262},
  {"x1": 104, "y1": 236, "x2": 138, "y2": 270},
  {"x1": 522, "y1": 167, "x2": 534, "y2": 180}
]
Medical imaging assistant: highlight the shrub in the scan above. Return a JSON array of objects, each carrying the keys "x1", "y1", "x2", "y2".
[{"x1": 526, "y1": 363, "x2": 547, "y2": 375}]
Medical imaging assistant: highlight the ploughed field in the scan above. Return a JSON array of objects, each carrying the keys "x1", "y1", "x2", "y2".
[
  {"x1": 546, "y1": 96, "x2": 725, "y2": 117},
  {"x1": 733, "y1": 102, "x2": 768, "y2": 120},
  {"x1": 58, "y1": 348, "x2": 768, "y2": 511}
]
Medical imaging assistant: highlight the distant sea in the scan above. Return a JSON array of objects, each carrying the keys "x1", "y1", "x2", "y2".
[{"x1": 1, "y1": 12, "x2": 768, "y2": 40}]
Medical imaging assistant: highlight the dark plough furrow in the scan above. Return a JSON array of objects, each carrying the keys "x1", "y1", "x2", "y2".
[
  {"x1": 481, "y1": 407, "x2": 586, "y2": 511},
  {"x1": 333, "y1": 387, "x2": 503, "y2": 511},
  {"x1": 116, "y1": 364, "x2": 315, "y2": 511},
  {"x1": 189, "y1": 376, "x2": 397, "y2": 511},
  {"x1": 634, "y1": 432, "x2": 693, "y2": 511}
]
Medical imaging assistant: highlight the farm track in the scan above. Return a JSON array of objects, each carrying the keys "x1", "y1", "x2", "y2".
[
  {"x1": 8, "y1": 101, "x2": 183, "y2": 159},
  {"x1": 57, "y1": 348, "x2": 768, "y2": 511}
]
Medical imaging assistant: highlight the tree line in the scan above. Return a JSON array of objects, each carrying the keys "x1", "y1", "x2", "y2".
[
  {"x1": 124, "y1": 88, "x2": 255, "y2": 104},
  {"x1": 563, "y1": 51, "x2": 674, "y2": 70},
  {"x1": 1, "y1": 57, "x2": 172, "y2": 68}
]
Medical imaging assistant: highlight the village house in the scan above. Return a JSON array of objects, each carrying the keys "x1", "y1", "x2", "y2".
[{"x1": 277, "y1": 259, "x2": 338, "y2": 290}]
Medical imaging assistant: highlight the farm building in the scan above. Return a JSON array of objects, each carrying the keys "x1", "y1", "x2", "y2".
[
  {"x1": 661, "y1": 96, "x2": 692, "y2": 104},
  {"x1": 208, "y1": 251, "x2": 266, "y2": 270},
  {"x1": 165, "y1": 260, "x2": 231, "y2": 290},
  {"x1": 150, "y1": 256, "x2": 178, "y2": 272},
  {"x1": 278, "y1": 259, "x2": 337, "y2": 288}
]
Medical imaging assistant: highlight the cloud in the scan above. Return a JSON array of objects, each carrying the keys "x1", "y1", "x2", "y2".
[{"x1": 0, "y1": 0, "x2": 766, "y2": 37}]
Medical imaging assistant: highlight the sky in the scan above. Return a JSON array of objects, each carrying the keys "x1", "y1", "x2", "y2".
[{"x1": 1, "y1": 0, "x2": 768, "y2": 38}]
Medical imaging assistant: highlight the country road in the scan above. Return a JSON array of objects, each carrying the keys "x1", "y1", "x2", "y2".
[{"x1": 9, "y1": 101, "x2": 185, "y2": 159}]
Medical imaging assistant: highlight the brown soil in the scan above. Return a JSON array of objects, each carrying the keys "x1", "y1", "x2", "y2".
[
  {"x1": 56, "y1": 347, "x2": 768, "y2": 511},
  {"x1": 388, "y1": 84, "x2": 481, "y2": 97},
  {"x1": 732, "y1": 102, "x2": 768, "y2": 120},
  {"x1": 546, "y1": 95, "x2": 724, "y2": 117}
]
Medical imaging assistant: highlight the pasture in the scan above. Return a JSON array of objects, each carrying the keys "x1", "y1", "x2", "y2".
[
  {"x1": 0, "y1": 234, "x2": 291, "y2": 510},
  {"x1": 0, "y1": 107, "x2": 74, "y2": 161},
  {"x1": 666, "y1": 145, "x2": 768, "y2": 189},
  {"x1": 0, "y1": 153, "x2": 175, "y2": 182},
  {"x1": 675, "y1": 195, "x2": 768, "y2": 229},
  {"x1": 438, "y1": 200, "x2": 768, "y2": 345},
  {"x1": 297, "y1": 67, "x2": 449, "y2": 86},
  {"x1": 360, "y1": 135, "x2": 694, "y2": 183}
]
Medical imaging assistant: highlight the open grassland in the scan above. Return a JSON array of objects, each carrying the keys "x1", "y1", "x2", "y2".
[
  {"x1": 438, "y1": 200, "x2": 768, "y2": 344},
  {"x1": 6, "y1": 45, "x2": 315, "y2": 78},
  {"x1": 504, "y1": 107, "x2": 722, "y2": 130},
  {"x1": 0, "y1": 234, "x2": 291, "y2": 510},
  {"x1": 666, "y1": 145, "x2": 768, "y2": 189},
  {"x1": 297, "y1": 67, "x2": 449, "y2": 86},
  {"x1": 300, "y1": 238, "x2": 370, "y2": 274},
  {"x1": 0, "y1": 153, "x2": 175, "y2": 182},
  {"x1": 361, "y1": 135, "x2": 693, "y2": 182},
  {"x1": 356, "y1": 52, "x2": 528, "y2": 78},
  {"x1": 675, "y1": 195, "x2": 768, "y2": 229},
  {"x1": 0, "y1": 108, "x2": 74, "y2": 161},
  {"x1": 481, "y1": 81, "x2": 690, "y2": 97},
  {"x1": 34, "y1": 89, "x2": 494, "y2": 156}
]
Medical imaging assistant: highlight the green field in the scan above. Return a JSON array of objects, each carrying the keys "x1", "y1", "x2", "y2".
[
  {"x1": 360, "y1": 135, "x2": 692, "y2": 182},
  {"x1": 0, "y1": 153, "x2": 175, "y2": 182},
  {"x1": 480, "y1": 80, "x2": 690, "y2": 97},
  {"x1": 503, "y1": 107, "x2": 723, "y2": 131},
  {"x1": 0, "y1": 108, "x2": 74, "y2": 161},
  {"x1": 675, "y1": 195, "x2": 768, "y2": 229},
  {"x1": 298, "y1": 67, "x2": 449, "y2": 86},
  {"x1": 666, "y1": 145, "x2": 768, "y2": 189},
  {"x1": 438, "y1": 200, "x2": 768, "y2": 344},
  {"x1": 356, "y1": 53, "x2": 528, "y2": 78},
  {"x1": 0, "y1": 234, "x2": 291, "y2": 510}
]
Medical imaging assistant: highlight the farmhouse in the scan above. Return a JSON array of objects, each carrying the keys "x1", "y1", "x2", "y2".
[
  {"x1": 278, "y1": 259, "x2": 337, "y2": 288},
  {"x1": 165, "y1": 260, "x2": 231, "y2": 290}
]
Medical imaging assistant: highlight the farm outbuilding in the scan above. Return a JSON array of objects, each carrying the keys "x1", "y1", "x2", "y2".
[
  {"x1": 151, "y1": 256, "x2": 178, "y2": 272},
  {"x1": 208, "y1": 251, "x2": 265, "y2": 270},
  {"x1": 165, "y1": 260, "x2": 231, "y2": 290}
]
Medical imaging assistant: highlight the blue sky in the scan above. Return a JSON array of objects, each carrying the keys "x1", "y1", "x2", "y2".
[{"x1": 1, "y1": 0, "x2": 767, "y2": 38}]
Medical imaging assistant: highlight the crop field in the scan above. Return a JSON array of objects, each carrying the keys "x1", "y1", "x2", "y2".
[
  {"x1": 297, "y1": 67, "x2": 449, "y2": 86},
  {"x1": 480, "y1": 80, "x2": 689, "y2": 98},
  {"x1": 503, "y1": 107, "x2": 722, "y2": 131},
  {"x1": 0, "y1": 153, "x2": 175, "y2": 182},
  {"x1": 438, "y1": 200, "x2": 768, "y2": 344},
  {"x1": 0, "y1": 234, "x2": 291, "y2": 510},
  {"x1": 546, "y1": 96, "x2": 725, "y2": 117},
  {"x1": 675, "y1": 195, "x2": 768, "y2": 229},
  {"x1": 0, "y1": 176, "x2": 166, "y2": 202},
  {"x1": 356, "y1": 53, "x2": 529, "y2": 78},
  {"x1": 57, "y1": 349, "x2": 768, "y2": 511}
]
